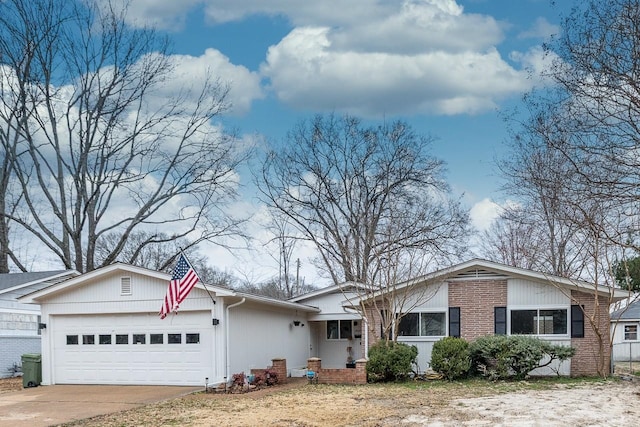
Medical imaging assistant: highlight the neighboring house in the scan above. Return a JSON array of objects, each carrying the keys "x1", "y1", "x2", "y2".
[
  {"x1": 293, "y1": 258, "x2": 626, "y2": 377},
  {"x1": 611, "y1": 300, "x2": 640, "y2": 362},
  {"x1": 19, "y1": 263, "x2": 319, "y2": 386},
  {"x1": 1, "y1": 270, "x2": 78, "y2": 378}
]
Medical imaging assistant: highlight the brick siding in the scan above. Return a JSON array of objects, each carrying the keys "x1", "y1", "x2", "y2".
[
  {"x1": 448, "y1": 279, "x2": 508, "y2": 341},
  {"x1": 570, "y1": 290, "x2": 611, "y2": 377}
]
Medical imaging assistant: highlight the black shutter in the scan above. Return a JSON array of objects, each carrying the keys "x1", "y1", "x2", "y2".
[
  {"x1": 449, "y1": 307, "x2": 460, "y2": 337},
  {"x1": 494, "y1": 306, "x2": 507, "y2": 335},
  {"x1": 571, "y1": 305, "x2": 584, "y2": 338}
]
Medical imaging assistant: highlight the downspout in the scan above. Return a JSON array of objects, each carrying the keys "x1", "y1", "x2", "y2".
[
  {"x1": 364, "y1": 316, "x2": 369, "y2": 359},
  {"x1": 225, "y1": 297, "x2": 246, "y2": 382}
]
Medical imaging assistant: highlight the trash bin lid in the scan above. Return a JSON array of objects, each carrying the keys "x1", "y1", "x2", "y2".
[{"x1": 21, "y1": 353, "x2": 42, "y2": 362}]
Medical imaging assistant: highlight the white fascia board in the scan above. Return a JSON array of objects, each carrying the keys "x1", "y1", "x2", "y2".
[
  {"x1": 289, "y1": 281, "x2": 366, "y2": 302},
  {"x1": 18, "y1": 263, "x2": 169, "y2": 303},
  {"x1": 234, "y1": 292, "x2": 321, "y2": 313}
]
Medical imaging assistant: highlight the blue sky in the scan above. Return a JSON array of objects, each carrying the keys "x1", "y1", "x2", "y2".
[{"x1": 110, "y1": 0, "x2": 573, "y2": 284}]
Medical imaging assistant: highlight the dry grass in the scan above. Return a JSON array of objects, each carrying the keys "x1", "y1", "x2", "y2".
[
  {"x1": 0, "y1": 376, "x2": 23, "y2": 394},
  {"x1": 59, "y1": 377, "x2": 640, "y2": 427}
]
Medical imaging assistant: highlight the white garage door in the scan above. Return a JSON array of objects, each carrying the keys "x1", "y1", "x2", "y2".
[{"x1": 52, "y1": 311, "x2": 213, "y2": 385}]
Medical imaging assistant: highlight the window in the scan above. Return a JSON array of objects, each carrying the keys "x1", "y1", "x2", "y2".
[
  {"x1": 99, "y1": 334, "x2": 112, "y2": 345},
  {"x1": 398, "y1": 312, "x2": 446, "y2": 337},
  {"x1": 83, "y1": 334, "x2": 95, "y2": 345},
  {"x1": 186, "y1": 333, "x2": 200, "y2": 344},
  {"x1": 133, "y1": 334, "x2": 146, "y2": 344},
  {"x1": 168, "y1": 333, "x2": 182, "y2": 344},
  {"x1": 624, "y1": 325, "x2": 638, "y2": 341},
  {"x1": 66, "y1": 335, "x2": 79, "y2": 345},
  {"x1": 510, "y1": 309, "x2": 567, "y2": 335},
  {"x1": 327, "y1": 320, "x2": 353, "y2": 340},
  {"x1": 150, "y1": 334, "x2": 163, "y2": 344},
  {"x1": 116, "y1": 334, "x2": 129, "y2": 344}
]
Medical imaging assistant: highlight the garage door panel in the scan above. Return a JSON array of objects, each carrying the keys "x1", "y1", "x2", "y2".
[{"x1": 52, "y1": 312, "x2": 212, "y2": 385}]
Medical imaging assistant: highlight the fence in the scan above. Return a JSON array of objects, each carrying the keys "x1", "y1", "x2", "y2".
[{"x1": 612, "y1": 341, "x2": 640, "y2": 374}]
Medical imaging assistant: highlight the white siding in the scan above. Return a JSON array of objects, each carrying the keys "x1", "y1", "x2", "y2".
[
  {"x1": 397, "y1": 338, "x2": 436, "y2": 373},
  {"x1": 302, "y1": 292, "x2": 360, "y2": 320},
  {"x1": 41, "y1": 272, "x2": 216, "y2": 315},
  {"x1": 611, "y1": 321, "x2": 640, "y2": 361},
  {"x1": 508, "y1": 279, "x2": 570, "y2": 306},
  {"x1": 227, "y1": 301, "x2": 310, "y2": 375},
  {"x1": 401, "y1": 282, "x2": 448, "y2": 310}
]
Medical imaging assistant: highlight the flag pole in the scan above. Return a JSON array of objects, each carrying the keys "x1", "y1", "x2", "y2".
[{"x1": 179, "y1": 248, "x2": 217, "y2": 306}]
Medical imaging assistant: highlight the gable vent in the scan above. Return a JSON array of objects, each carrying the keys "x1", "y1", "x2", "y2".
[
  {"x1": 121, "y1": 277, "x2": 132, "y2": 295},
  {"x1": 452, "y1": 268, "x2": 508, "y2": 280}
]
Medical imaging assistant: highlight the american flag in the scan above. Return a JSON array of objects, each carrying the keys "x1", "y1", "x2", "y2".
[{"x1": 159, "y1": 254, "x2": 200, "y2": 319}]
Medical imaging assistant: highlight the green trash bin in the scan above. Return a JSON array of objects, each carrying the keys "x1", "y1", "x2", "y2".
[{"x1": 21, "y1": 353, "x2": 42, "y2": 388}]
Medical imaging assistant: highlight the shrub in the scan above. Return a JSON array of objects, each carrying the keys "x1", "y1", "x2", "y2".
[
  {"x1": 470, "y1": 335, "x2": 576, "y2": 380},
  {"x1": 430, "y1": 337, "x2": 471, "y2": 380},
  {"x1": 231, "y1": 372, "x2": 245, "y2": 387},
  {"x1": 264, "y1": 368, "x2": 279, "y2": 386},
  {"x1": 366, "y1": 340, "x2": 418, "y2": 382}
]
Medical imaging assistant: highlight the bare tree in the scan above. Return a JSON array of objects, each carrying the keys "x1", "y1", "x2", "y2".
[
  {"x1": 263, "y1": 212, "x2": 300, "y2": 298},
  {"x1": 497, "y1": 0, "x2": 640, "y2": 376},
  {"x1": 497, "y1": 126, "x2": 588, "y2": 277},
  {"x1": 0, "y1": 0, "x2": 248, "y2": 272},
  {"x1": 95, "y1": 230, "x2": 236, "y2": 286},
  {"x1": 477, "y1": 207, "x2": 546, "y2": 271},
  {"x1": 259, "y1": 114, "x2": 470, "y2": 340}
]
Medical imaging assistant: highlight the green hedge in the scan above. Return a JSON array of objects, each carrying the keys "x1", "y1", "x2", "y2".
[
  {"x1": 430, "y1": 336, "x2": 471, "y2": 380},
  {"x1": 366, "y1": 340, "x2": 418, "y2": 382},
  {"x1": 469, "y1": 335, "x2": 575, "y2": 380}
]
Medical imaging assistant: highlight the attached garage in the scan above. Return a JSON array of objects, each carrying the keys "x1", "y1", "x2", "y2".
[
  {"x1": 51, "y1": 311, "x2": 213, "y2": 385},
  {"x1": 19, "y1": 263, "x2": 319, "y2": 386}
]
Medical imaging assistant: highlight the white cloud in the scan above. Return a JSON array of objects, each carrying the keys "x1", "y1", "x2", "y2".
[
  {"x1": 102, "y1": 0, "x2": 203, "y2": 30},
  {"x1": 110, "y1": 0, "x2": 546, "y2": 117},
  {"x1": 518, "y1": 17, "x2": 559, "y2": 40},
  {"x1": 262, "y1": 28, "x2": 528, "y2": 116},
  {"x1": 469, "y1": 198, "x2": 502, "y2": 231},
  {"x1": 154, "y1": 49, "x2": 264, "y2": 116}
]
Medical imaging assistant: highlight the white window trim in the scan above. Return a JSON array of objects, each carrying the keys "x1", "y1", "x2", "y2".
[
  {"x1": 326, "y1": 319, "x2": 354, "y2": 341},
  {"x1": 395, "y1": 310, "x2": 448, "y2": 340},
  {"x1": 623, "y1": 324, "x2": 639, "y2": 341},
  {"x1": 508, "y1": 305, "x2": 570, "y2": 338}
]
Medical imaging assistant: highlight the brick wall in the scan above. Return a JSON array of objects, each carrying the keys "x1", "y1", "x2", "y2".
[
  {"x1": 448, "y1": 279, "x2": 507, "y2": 341},
  {"x1": 570, "y1": 290, "x2": 611, "y2": 377},
  {"x1": 250, "y1": 358, "x2": 288, "y2": 384},
  {"x1": 0, "y1": 336, "x2": 41, "y2": 378},
  {"x1": 271, "y1": 358, "x2": 287, "y2": 384},
  {"x1": 307, "y1": 357, "x2": 367, "y2": 385}
]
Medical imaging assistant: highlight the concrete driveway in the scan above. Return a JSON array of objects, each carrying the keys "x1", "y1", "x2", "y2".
[{"x1": 0, "y1": 384, "x2": 202, "y2": 427}]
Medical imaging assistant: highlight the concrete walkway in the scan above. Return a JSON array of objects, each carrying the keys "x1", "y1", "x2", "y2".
[{"x1": 0, "y1": 384, "x2": 202, "y2": 427}]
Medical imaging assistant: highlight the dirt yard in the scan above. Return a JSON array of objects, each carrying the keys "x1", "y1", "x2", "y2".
[{"x1": 45, "y1": 377, "x2": 640, "y2": 427}]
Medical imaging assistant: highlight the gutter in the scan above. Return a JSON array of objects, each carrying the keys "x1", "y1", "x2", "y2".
[{"x1": 225, "y1": 297, "x2": 246, "y2": 382}]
